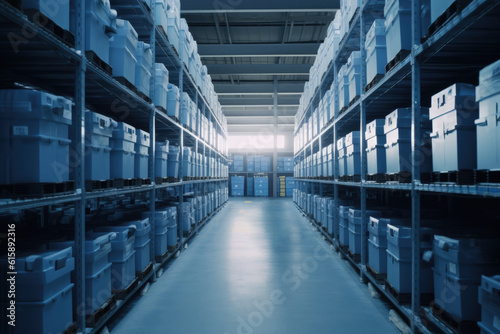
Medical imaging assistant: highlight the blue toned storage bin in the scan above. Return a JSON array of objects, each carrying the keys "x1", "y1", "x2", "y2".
[
  {"x1": 430, "y1": 83, "x2": 479, "y2": 172},
  {"x1": 179, "y1": 202, "x2": 192, "y2": 231},
  {"x1": 338, "y1": 64, "x2": 349, "y2": 111},
  {"x1": 180, "y1": 92, "x2": 190, "y2": 126},
  {"x1": 384, "y1": 108, "x2": 432, "y2": 174},
  {"x1": 167, "y1": 5, "x2": 180, "y2": 52},
  {"x1": 347, "y1": 51, "x2": 362, "y2": 103},
  {"x1": 365, "y1": 19, "x2": 387, "y2": 86},
  {"x1": 479, "y1": 275, "x2": 500, "y2": 334},
  {"x1": 432, "y1": 236, "x2": 500, "y2": 322},
  {"x1": 121, "y1": 218, "x2": 151, "y2": 273},
  {"x1": 0, "y1": 89, "x2": 72, "y2": 184},
  {"x1": 111, "y1": 122, "x2": 136, "y2": 179},
  {"x1": 475, "y1": 60, "x2": 500, "y2": 171},
  {"x1": 49, "y1": 232, "x2": 115, "y2": 314},
  {"x1": 155, "y1": 140, "x2": 169, "y2": 178},
  {"x1": 182, "y1": 147, "x2": 192, "y2": 178},
  {"x1": 109, "y1": 19, "x2": 138, "y2": 85},
  {"x1": 142, "y1": 209, "x2": 169, "y2": 256},
  {"x1": 168, "y1": 145, "x2": 180, "y2": 178},
  {"x1": 384, "y1": 0, "x2": 411, "y2": 64},
  {"x1": 348, "y1": 209, "x2": 382, "y2": 255},
  {"x1": 154, "y1": 63, "x2": 169, "y2": 111},
  {"x1": 155, "y1": 0, "x2": 168, "y2": 31},
  {"x1": 368, "y1": 217, "x2": 409, "y2": 274},
  {"x1": 338, "y1": 206, "x2": 351, "y2": 246},
  {"x1": 70, "y1": 0, "x2": 117, "y2": 64},
  {"x1": 254, "y1": 177, "x2": 269, "y2": 197},
  {"x1": 386, "y1": 224, "x2": 436, "y2": 294},
  {"x1": 167, "y1": 83, "x2": 180, "y2": 121},
  {"x1": 94, "y1": 226, "x2": 136, "y2": 290},
  {"x1": 247, "y1": 177, "x2": 254, "y2": 196},
  {"x1": 23, "y1": 0, "x2": 70, "y2": 30},
  {"x1": 366, "y1": 119, "x2": 387, "y2": 175},
  {"x1": 430, "y1": 0, "x2": 456, "y2": 26},
  {"x1": 135, "y1": 42, "x2": 153, "y2": 98},
  {"x1": 179, "y1": 18, "x2": 192, "y2": 66},
  {"x1": 135, "y1": 129, "x2": 150, "y2": 179},
  {"x1": 345, "y1": 131, "x2": 361, "y2": 176},
  {"x1": 337, "y1": 137, "x2": 347, "y2": 177},
  {"x1": 84, "y1": 111, "x2": 116, "y2": 181}
]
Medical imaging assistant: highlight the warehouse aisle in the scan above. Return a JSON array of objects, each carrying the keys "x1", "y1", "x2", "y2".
[{"x1": 110, "y1": 198, "x2": 399, "y2": 334}]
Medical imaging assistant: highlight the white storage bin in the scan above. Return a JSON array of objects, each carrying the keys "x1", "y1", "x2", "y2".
[
  {"x1": 365, "y1": 19, "x2": 387, "y2": 86},
  {"x1": 23, "y1": 0, "x2": 70, "y2": 30},
  {"x1": 366, "y1": 119, "x2": 387, "y2": 175},
  {"x1": 385, "y1": 0, "x2": 412, "y2": 64},
  {"x1": 135, "y1": 129, "x2": 150, "y2": 179},
  {"x1": 347, "y1": 51, "x2": 362, "y2": 103},
  {"x1": 109, "y1": 19, "x2": 138, "y2": 85},
  {"x1": 167, "y1": 83, "x2": 180, "y2": 121},
  {"x1": 167, "y1": 5, "x2": 180, "y2": 52},
  {"x1": 155, "y1": 0, "x2": 168, "y2": 31},
  {"x1": 345, "y1": 131, "x2": 361, "y2": 176},
  {"x1": 338, "y1": 64, "x2": 349, "y2": 111},
  {"x1": 135, "y1": 42, "x2": 153, "y2": 98},
  {"x1": 337, "y1": 137, "x2": 347, "y2": 177},
  {"x1": 154, "y1": 63, "x2": 169, "y2": 111}
]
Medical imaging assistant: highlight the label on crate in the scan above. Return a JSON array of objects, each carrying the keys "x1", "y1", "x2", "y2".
[
  {"x1": 448, "y1": 262, "x2": 457, "y2": 275},
  {"x1": 495, "y1": 316, "x2": 500, "y2": 331},
  {"x1": 12, "y1": 126, "x2": 28, "y2": 136}
]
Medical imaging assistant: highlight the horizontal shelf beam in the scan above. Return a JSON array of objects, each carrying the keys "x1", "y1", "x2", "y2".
[
  {"x1": 181, "y1": 0, "x2": 339, "y2": 13},
  {"x1": 199, "y1": 43, "x2": 320, "y2": 57},
  {"x1": 207, "y1": 64, "x2": 311, "y2": 75},
  {"x1": 215, "y1": 82, "x2": 305, "y2": 95},
  {"x1": 219, "y1": 96, "x2": 300, "y2": 106}
]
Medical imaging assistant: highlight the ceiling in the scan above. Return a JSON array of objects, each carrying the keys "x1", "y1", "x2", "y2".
[{"x1": 181, "y1": 1, "x2": 339, "y2": 134}]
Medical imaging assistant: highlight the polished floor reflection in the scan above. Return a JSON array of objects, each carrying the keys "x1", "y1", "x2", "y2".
[{"x1": 110, "y1": 197, "x2": 400, "y2": 334}]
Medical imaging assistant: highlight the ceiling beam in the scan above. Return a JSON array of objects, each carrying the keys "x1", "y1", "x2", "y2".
[
  {"x1": 198, "y1": 43, "x2": 320, "y2": 57},
  {"x1": 207, "y1": 64, "x2": 310, "y2": 75},
  {"x1": 227, "y1": 117, "x2": 294, "y2": 125},
  {"x1": 215, "y1": 82, "x2": 304, "y2": 95},
  {"x1": 219, "y1": 96, "x2": 300, "y2": 106},
  {"x1": 181, "y1": 0, "x2": 339, "y2": 13},
  {"x1": 224, "y1": 110, "x2": 296, "y2": 117}
]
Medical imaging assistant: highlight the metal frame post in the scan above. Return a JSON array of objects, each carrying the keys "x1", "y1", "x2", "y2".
[
  {"x1": 360, "y1": 6, "x2": 368, "y2": 277},
  {"x1": 273, "y1": 76, "x2": 279, "y2": 197},
  {"x1": 333, "y1": 61, "x2": 340, "y2": 244}
]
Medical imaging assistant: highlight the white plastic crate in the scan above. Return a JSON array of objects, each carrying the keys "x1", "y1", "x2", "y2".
[
  {"x1": 347, "y1": 51, "x2": 362, "y2": 103},
  {"x1": 85, "y1": 111, "x2": 116, "y2": 181},
  {"x1": 338, "y1": 64, "x2": 349, "y2": 111},
  {"x1": 155, "y1": 0, "x2": 168, "y2": 31},
  {"x1": 23, "y1": 0, "x2": 70, "y2": 30},
  {"x1": 0, "y1": 89, "x2": 72, "y2": 184},
  {"x1": 337, "y1": 137, "x2": 347, "y2": 177},
  {"x1": 135, "y1": 42, "x2": 153, "y2": 97},
  {"x1": 155, "y1": 140, "x2": 169, "y2": 178},
  {"x1": 134, "y1": 129, "x2": 150, "y2": 179},
  {"x1": 430, "y1": 83, "x2": 478, "y2": 172},
  {"x1": 345, "y1": 131, "x2": 361, "y2": 176},
  {"x1": 167, "y1": 6, "x2": 180, "y2": 52},
  {"x1": 154, "y1": 63, "x2": 169, "y2": 111},
  {"x1": 385, "y1": 0, "x2": 412, "y2": 64},
  {"x1": 109, "y1": 19, "x2": 138, "y2": 85},
  {"x1": 365, "y1": 19, "x2": 387, "y2": 85},
  {"x1": 366, "y1": 119, "x2": 387, "y2": 175}
]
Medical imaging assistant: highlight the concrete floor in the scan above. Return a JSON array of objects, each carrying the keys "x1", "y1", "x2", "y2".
[{"x1": 110, "y1": 197, "x2": 400, "y2": 334}]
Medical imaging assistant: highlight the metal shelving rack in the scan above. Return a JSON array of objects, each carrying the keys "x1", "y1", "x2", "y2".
[
  {"x1": 0, "y1": 1, "x2": 229, "y2": 333},
  {"x1": 293, "y1": 0, "x2": 500, "y2": 333}
]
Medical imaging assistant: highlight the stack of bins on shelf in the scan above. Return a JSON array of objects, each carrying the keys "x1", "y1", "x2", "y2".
[
  {"x1": 231, "y1": 176, "x2": 244, "y2": 196},
  {"x1": 0, "y1": 248, "x2": 75, "y2": 334},
  {"x1": 109, "y1": 19, "x2": 138, "y2": 89},
  {"x1": 479, "y1": 275, "x2": 500, "y2": 333},
  {"x1": 84, "y1": 111, "x2": 116, "y2": 181},
  {"x1": 0, "y1": 90, "x2": 73, "y2": 185},
  {"x1": 233, "y1": 155, "x2": 244, "y2": 172},
  {"x1": 285, "y1": 177, "x2": 294, "y2": 197},
  {"x1": 261, "y1": 157, "x2": 271, "y2": 172},
  {"x1": 247, "y1": 176, "x2": 254, "y2": 196},
  {"x1": 338, "y1": 205, "x2": 351, "y2": 247},
  {"x1": 155, "y1": 140, "x2": 169, "y2": 179},
  {"x1": 430, "y1": 236, "x2": 500, "y2": 326},
  {"x1": 348, "y1": 209, "x2": 382, "y2": 258},
  {"x1": 182, "y1": 147, "x2": 191, "y2": 179},
  {"x1": 347, "y1": 51, "x2": 361, "y2": 105},
  {"x1": 154, "y1": 64, "x2": 169, "y2": 112},
  {"x1": 119, "y1": 219, "x2": 151, "y2": 275},
  {"x1": 167, "y1": 84, "x2": 180, "y2": 121},
  {"x1": 337, "y1": 137, "x2": 347, "y2": 178},
  {"x1": 247, "y1": 156, "x2": 255, "y2": 172},
  {"x1": 365, "y1": 19, "x2": 387, "y2": 88},
  {"x1": 111, "y1": 122, "x2": 136, "y2": 180},
  {"x1": 168, "y1": 145, "x2": 180, "y2": 179},
  {"x1": 366, "y1": 119, "x2": 386, "y2": 181},
  {"x1": 166, "y1": 206, "x2": 178, "y2": 248},
  {"x1": 94, "y1": 226, "x2": 136, "y2": 292},
  {"x1": 254, "y1": 176, "x2": 269, "y2": 197},
  {"x1": 179, "y1": 201, "x2": 192, "y2": 234},
  {"x1": 135, "y1": 41, "x2": 152, "y2": 99},
  {"x1": 345, "y1": 131, "x2": 361, "y2": 179},
  {"x1": 135, "y1": 130, "x2": 150, "y2": 180},
  {"x1": 142, "y1": 210, "x2": 168, "y2": 259}
]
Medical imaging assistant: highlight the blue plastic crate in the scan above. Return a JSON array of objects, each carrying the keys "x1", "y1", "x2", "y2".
[
  {"x1": 337, "y1": 137, "x2": 347, "y2": 177},
  {"x1": 432, "y1": 236, "x2": 500, "y2": 322},
  {"x1": 154, "y1": 63, "x2": 169, "y2": 111},
  {"x1": 16, "y1": 283, "x2": 74, "y2": 334},
  {"x1": 84, "y1": 111, "x2": 115, "y2": 181},
  {"x1": 430, "y1": 84, "x2": 478, "y2": 172},
  {"x1": 94, "y1": 226, "x2": 136, "y2": 262},
  {"x1": 345, "y1": 131, "x2": 361, "y2": 176},
  {"x1": 385, "y1": 0, "x2": 412, "y2": 64},
  {"x1": 479, "y1": 275, "x2": 500, "y2": 334},
  {"x1": 0, "y1": 247, "x2": 74, "y2": 303},
  {"x1": 135, "y1": 129, "x2": 150, "y2": 179},
  {"x1": 167, "y1": 84, "x2": 180, "y2": 120},
  {"x1": 179, "y1": 202, "x2": 191, "y2": 231},
  {"x1": 168, "y1": 145, "x2": 179, "y2": 178},
  {"x1": 475, "y1": 60, "x2": 500, "y2": 171},
  {"x1": 70, "y1": 0, "x2": 117, "y2": 64},
  {"x1": 247, "y1": 177, "x2": 254, "y2": 196},
  {"x1": 430, "y1": 0, "x2": 456, "y2": 25},
  {"x1": 166, "y1": 4, "x2": 180, "y2": 52},
  {"x1": 109, "y1": 19, "x2": 138, "y2": 84},
  {"x1": 135, "y1": 42, "x2": 152, "y2": 97},
  {"x1": 155, "y1": 0, "x2": 168, "y2": 31},
  {"x1": 348, "y1": 209, "x2": 382, "y2": 255},
  {"x1": 23, "y1": 0, "x2": 70, "y2": 30},
  {"x1": 366, "y1": 119, "x2": 387, "y2": 175},
  {"x1": 338, "y1": 65, "x2": 349, "y2": 111},
  {"x1": 347, "y1": 51, "x2": 362, "y2": 103},
  {"x1": 110, "y1": 250, "x2": 136, "y2": 291},
  {"x1": 155, "y1": 140, "x2": 169, "y2": 178},
  {"x1": 365, "y1": 19, "x2": 387, "y2": 85},
  {"x1": 121, "y1": 218, "x2": 151, "y2": 272},
  {"x1": 85, "y1": 262, "x2": 112, "y2": 314},
  {"x1": 111, "y1": 122, "x2": 136, "y2": 179},
  {"x1": 180, "y1": 92, "x2": 189, "y2": 126},
  {"x1": 0, "y1": 89, "x2": 72, "y2": 184},
  {"x1": 338, "y1": 206, "x2": 351, "y2": 246}
]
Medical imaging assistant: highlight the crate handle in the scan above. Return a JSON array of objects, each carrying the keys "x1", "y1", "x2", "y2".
[
  {"x1": 444, "y1": 125, "x2": 457, "y2": 135},
  {"x1": 475, "y1": 118, "x2": 487, "y2": 126},
  {"x1": 429, "y1": 132, "x2": 439, "y2": 139},
  {"x1": 55, "y1": 257, "x2": 67, "y2": 271}
]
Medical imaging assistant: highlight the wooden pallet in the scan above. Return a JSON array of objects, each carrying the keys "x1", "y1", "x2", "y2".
[
  {"x1": 366, "y1": 264, "x2": 386, "y2": 281},
  {"x1": 62, "y1": 322, "x2": 77, "y2": 334},
  {"x1": 475, "y1": 170, "x2": 500, "y2": 184},
  {"x1": 365, "y1": 74, "x2": 385, "y2": 92},
  {"x1": 431, "y1": 302, "x2": 480, "y2": 334},
  {"x1": 385, "y1": 49, "x2": 411, "y2": 73},
  {"x1": 385, "y1": 172, "x2": 412, "y2": 183},
  {"x1": 347, "y1": 249, "x2": 361, "y2": 263},
  {"x1": 167, "y1": 177, "x2": 180, "y2": 183},
  {"x1": 115, "y1": 76, "x2": 138, "y2": 94},
  {"x1": 86, "y1": 50, "x2": 112, "y2": 75},
  {"x1": 340, "y1": 175, "x2": 361, "y2": 182},
  {"x1": 0, "y1": 181, "x2": 75, "y2": 198},
  {"x1": 432, "y1": 170, "x2": 474, "y2": 185},
  {"x1": 113, "y1": 278, "x2": 139, "y2": 300},
  {"x1": 24, "y1": 9, "x2": 75, "y2": 47},
  {"x1": 86, "y1": 295, "x2": 116, "y2": 327},
  {"x1": 85, "y1": 179, "x2": 113, "y2": 192},
  {"x1": 427, "y1": 0, "x2": 473, "y2": 37},
  {"x1": 367, "y1": 173, "x2": 386, "y2": 183},
  {"x1": 136, "y1": 262, "x2": 153, "y2": 281},
  {"x1": 137, "y1": 178, "x2": 151, "y2": 186}
]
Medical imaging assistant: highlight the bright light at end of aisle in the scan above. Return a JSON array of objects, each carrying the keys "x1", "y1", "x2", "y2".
[{"x1": 228, "y1": 135, "x2": 285, "y2": 149}]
